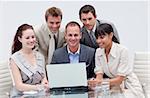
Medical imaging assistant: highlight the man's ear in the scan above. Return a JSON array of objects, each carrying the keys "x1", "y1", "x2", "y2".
[
  {"x1": 80, "y1": 32, "x2": 82, "y2": 39},
  {"x1": 64, "y1": 31, "x2": 67, "y2": 40}
]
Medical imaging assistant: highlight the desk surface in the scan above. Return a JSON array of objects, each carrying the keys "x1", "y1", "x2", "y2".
[
  {"x1": 3, "y1": 89, "x2": 138, "y2": 98},
  {"x1": 2, "y1": 85, "x2": 144, "y2": 98}
]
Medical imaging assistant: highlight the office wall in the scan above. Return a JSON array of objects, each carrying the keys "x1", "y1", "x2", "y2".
[{"x1": 0, "y1": 1, "x2": 148, "y2": 65}]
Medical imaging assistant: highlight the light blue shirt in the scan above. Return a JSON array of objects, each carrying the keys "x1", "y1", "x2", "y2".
[{"x1": 67, "y1": 45, "x2": 80, "y2": 63}]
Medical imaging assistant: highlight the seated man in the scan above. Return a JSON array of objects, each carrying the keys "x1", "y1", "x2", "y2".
[{"x1": 51, "y1": 21, "x2": 95, "y2": 79}]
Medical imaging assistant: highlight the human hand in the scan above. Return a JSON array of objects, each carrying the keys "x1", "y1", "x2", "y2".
[
  {"x1": 88, "y1": 78, "x2": 102, "y2": 90},
  {"x1": 41, "y1": 79, "x2": 49, "y2": 91},
  {"x1": 36, "y1": 84, "x2": 44, "y2": 91}
]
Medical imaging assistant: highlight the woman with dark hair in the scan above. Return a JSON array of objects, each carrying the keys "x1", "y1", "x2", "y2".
[
  {"x1": 9, "y1": 24, "x2": 48, "y2": 97},
  {"x1": 89, "y1": 23, "x2": 144, "y2": 97}
]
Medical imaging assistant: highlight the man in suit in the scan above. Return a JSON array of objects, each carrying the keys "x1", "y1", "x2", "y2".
[
  {"x1": 51, "y1": 21, "x2": 95, "y2": 79},
  {"x1": 79, "y1": 5, "x2": 120, "y2": 49},
  {"x1": 35, "y1": 7, "x2": 65, "y2": 65}
]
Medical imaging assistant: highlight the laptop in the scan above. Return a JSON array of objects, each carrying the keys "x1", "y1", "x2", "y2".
[{"x1": 46, "y1": 63, "x2": 88, "y2": 93}]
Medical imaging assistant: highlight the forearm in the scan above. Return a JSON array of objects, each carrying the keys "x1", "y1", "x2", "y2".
[
  {"x1": 16, "y1": 77, "x2": 48, "y2": 92},
  {"x1": 96, "y1": 73, "x2": 103, "y2": 80},
  {"x1": 109, "y1": 76, "x2": 124, "y2": 86},
  {"x1": 16, "y1": 83, "x2": 40, "y2": 91}
]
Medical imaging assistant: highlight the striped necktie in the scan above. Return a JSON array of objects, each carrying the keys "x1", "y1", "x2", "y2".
[{"x1": 89, "y1": 31, "x2": 97, "y2": 46}]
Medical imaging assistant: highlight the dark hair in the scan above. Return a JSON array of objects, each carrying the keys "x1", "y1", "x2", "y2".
[
  {"x1": 65, "y1": 21, "x2": 81, "y2": 32},
  {"x1": 11, "y1": 24, "x2": 34, "y2": 54},
  {"x1": 45, "y1": 7, "x2": 62, "y2": 21},
  {"x1": 79, "y1": 5, "x2": 96, "y2": 19},
  {"x1": 95, "y1": 23, "x2": 120, "y2": 44}
]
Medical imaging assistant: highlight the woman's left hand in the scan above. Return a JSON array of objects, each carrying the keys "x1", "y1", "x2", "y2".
[
  {"x1": 41, "y1": 78, "x2": 49, "y2": 90},
  {"x1": 88, "y1": 78, "x2": 102, "y2": 90}
]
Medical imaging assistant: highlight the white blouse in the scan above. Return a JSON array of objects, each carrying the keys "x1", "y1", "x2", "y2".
[
  {"x1": 94, "y1": 42, "x2": 144, "y2": 98},
  {"x1": 95, "y1": 42, "x2": 132, "y2": 77}
]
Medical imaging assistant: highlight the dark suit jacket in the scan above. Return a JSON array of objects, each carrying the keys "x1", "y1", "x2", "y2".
[
  {"x1": 51, "y1": 44, "x2": 95, "y2": 79},
  {"x1": 80, "y1": 19, "x2": 120, "y2": 49}
]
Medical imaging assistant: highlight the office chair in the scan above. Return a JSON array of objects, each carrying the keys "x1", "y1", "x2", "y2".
[
  {"x1": 0, "y1": 60, "x2": 12, "y2": 97},
  {"x1": 133, "y1": 52, "x2": 150, "y2": 98}
]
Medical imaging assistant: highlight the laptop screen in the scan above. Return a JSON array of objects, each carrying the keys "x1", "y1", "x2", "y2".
[{"x1": 46, "y1": 63, "x2": 87, "y2": 89}]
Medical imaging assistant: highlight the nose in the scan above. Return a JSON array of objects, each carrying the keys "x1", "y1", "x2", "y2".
[
  {"x1": 85, "y1": 20, "x2": 90, "y2": 25},
  {"x1": 52, "y1": 23, "x2": 58, "y2": 28},
  {"x1": 30, "y1": 38, "x2": 35, "y2": 42},
  {"x1": 71, "y1": 35, "x2": 76, "y2": 40},
  {"x1": 96, "y1": 38, "x2": 102, "y2": 44}
]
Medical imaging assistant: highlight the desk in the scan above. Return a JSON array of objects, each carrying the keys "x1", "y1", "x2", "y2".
[{"x1": 3, "y1": 89, "x2": 139, "y2": 98}]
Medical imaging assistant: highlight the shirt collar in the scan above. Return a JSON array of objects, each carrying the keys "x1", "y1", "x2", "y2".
[
  {"x1": 98, "y1": 42, "x2": 117, "y2": 58},
  {"x1": 67, "y1": 44, "x2": 80, "y2": 55},
  {"x1": 50, "y1": 32, "x2": 58, "y2": 38},
  {"x1": 53, "y1": 32, "x2": 58, "y2": 37},
  {"x1": 109, "y1": 42, "x2": 117, "y2": 58}
]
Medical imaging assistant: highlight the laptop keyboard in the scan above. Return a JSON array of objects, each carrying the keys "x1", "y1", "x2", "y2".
[{"x1": 50, "y1": 86, "x2": 88, "y2": 95}]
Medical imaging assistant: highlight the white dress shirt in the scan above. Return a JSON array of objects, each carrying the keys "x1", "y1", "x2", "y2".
[{"x1": 94, "y1": 42, "x2": 144, "y2": 97}]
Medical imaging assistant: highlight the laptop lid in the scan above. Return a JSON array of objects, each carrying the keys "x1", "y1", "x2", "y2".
[{"x1": 46, "y1": 63, "x2": 88, "y2": 91}]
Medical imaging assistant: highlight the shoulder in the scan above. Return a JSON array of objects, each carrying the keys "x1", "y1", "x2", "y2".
[
  {"x1": 81, "y1": 26, "x2": 87, "y2": 33},
  {"x1": 98, "y1": 19, "x2": 113, "y2": 24},
  {"x1": 95, "y1": 47, "x2": 104, "y2": 57},
  {"x1": 114, "y1": 43, "x2": 128, "y2": 51},
  {"x1": 96, "y1": 48, "x2": 103, "y2": 52},
  {"x1": 35, "y1": 51, "x2": 44, "y2": 58},
  {"x1": 35, "y1": 24, "x2": 48, "y2": 36},
  {"x1": 58, "y1": 27, "x2": 65, "y2": 38},
  {"x1": 81, "y1": 44, "x2": 95, "y2": 52},
  {"x1": 53, "y1": 46, "x2": 66, "y2": 55},
  {"x1": 9, "y1": 51, "x2": 23, "y2": 67},
  {"x1": 97, "y1": 19, "x2": 117, "y2": 27},
  {"x1": 112, "y1": 42, "x2": 129, "y2": 56},
  {"x1": 59, "y1": 27, "x2": 65, "y2": 33},
  {"x1": 10, "y1": 51, "x2": 20, "y2": 60}
]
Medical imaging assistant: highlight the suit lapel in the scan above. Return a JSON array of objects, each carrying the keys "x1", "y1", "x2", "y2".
[
  {"x1": 82, "y1": 27, "x2": 92, "y2": 42},
  {"x1": 63, "y1": 46, "x2": 70, "y2": 63},
  {"x1": 57, "y1": 30, "x2": 62, "y2": 47},
  {"x1": 41, "y1": 24, "x2": 52, "y2": 47},
  {"x1": 79, "y1": 45, "x2": 86, "y2": 62},
  {"x1": 55, "y1": 29, "x2": 65, "y2": 48},
  {"x1": 82, "y1": 23, "x2": 99, "y2": 48}
]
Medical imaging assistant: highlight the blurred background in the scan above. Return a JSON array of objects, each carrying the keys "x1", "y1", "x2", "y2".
[{"x1": 0, "y1": 0, "x2": 149, "y2": 66}]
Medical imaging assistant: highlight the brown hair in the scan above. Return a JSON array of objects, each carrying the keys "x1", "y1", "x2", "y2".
[
  {"x1": 79, "y1": 5, "x2": 96, "y2": 19},
  {"x1": 11, "y1": 24, "x2": 34, "y2": 54},
  {"x1": 45, "y1": 7, "x2": 62, "y2": 21}
]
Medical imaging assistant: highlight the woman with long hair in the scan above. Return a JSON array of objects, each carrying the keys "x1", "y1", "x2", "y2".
[{"x1": 9, "y1": 24, "x2": 48, "y2": 97}]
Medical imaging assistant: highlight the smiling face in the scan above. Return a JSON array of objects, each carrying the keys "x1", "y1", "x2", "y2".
[
  {"x1": 80, "y1": 12, "x2": 96, "y2": 31},
  {"x1": 47, "y1": 15, "x2": 62, "y2": 33},
  {"x1": 18, "y1": 29, "x2": 36, "y2": 50},
  {"x1": 65, "y1": 25, "x2": 81, "y2": 51},
  {"x1": 96, "y1": 33, "x2": 113, "y2": 49}
]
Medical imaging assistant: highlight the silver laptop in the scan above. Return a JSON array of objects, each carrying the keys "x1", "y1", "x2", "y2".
[{"x1": 46, "y1": 63, "x2": 88, "y2": 93}]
